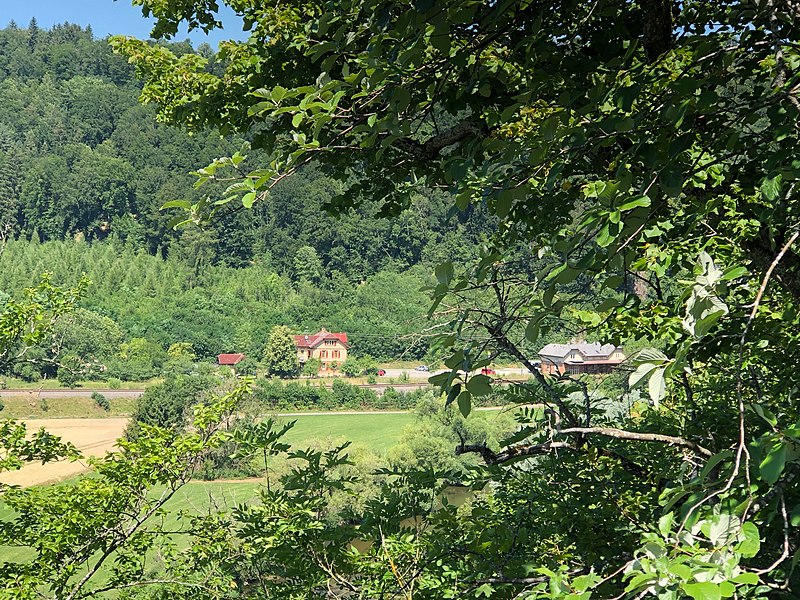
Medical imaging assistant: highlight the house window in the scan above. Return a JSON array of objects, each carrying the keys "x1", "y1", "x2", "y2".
[
  {"x1": 320, "y1": 350, "x2": 328, "y2": 358},
  {"x1": 333, "y1": 351, "x2": 340, "y2": 358}
]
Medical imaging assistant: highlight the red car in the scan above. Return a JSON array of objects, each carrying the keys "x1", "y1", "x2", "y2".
[
  {"x1": 481, "y1": 367, "x2": 497, "y2": 375},
  {"x1": 377, "y1": 369, "x2": 386, "y2": 376}
]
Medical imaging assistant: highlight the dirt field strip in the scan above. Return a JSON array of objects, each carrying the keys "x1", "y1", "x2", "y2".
[{"x1": 0, "y1": 418, "x2": 129, "y2": 488}]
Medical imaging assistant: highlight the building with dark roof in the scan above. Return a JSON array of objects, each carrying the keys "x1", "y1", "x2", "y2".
[{"x1": 538, "y1": 342, "x2": 625, "y2": 375}]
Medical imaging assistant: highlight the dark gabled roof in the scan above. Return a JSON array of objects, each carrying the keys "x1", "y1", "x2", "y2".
[
  {"x1": 217, "y1": 353, "x2": 245, "y2": 365},
  {"x1": 538, "y1": 342, "x2": 619, "y2": 359}
]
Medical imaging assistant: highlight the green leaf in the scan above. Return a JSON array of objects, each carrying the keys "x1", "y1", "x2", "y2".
[
  {"x1": 669, "y1": 564, "x2": 693, "y2": 580},
  {"x1": 435, "y1": 262, "x2": 454, "y2": 286},
  {"x1": 541, "y1": 116, "x2": 559, "y2": 140},
  {"x1": 160, "y1": 199, "x2": 192, "y2": 210},
  {"x1": 632, "y1": 348, "x2": 668, "y2": 364},
  {"x1": 698, "y1": 451, "x2": 733, "y2": 481},
  {"x1": 457, "y1": 390, "x2": 472, "y2": 417},
  {"x1": 596, "y1": 223, "x2": 614, "y2": 248},
  {"x1": 738, "y1": 521, "x2": 760, "y2": 558},
  {"x1": 658, "y1": 512, "x2": 674, "y2": 537},
  {"x1": 495, "y1": 191, "x2": 512, "y2": 218},
  {"x1": 429, "y1": 371, "x2": 453, "y2": 388},
  {"x1": 466, "y1": 374, "x2": 492, "y2": 396},
  {"x1": 629, "y1": 362, "x2": 657, "y2": 388},
  {"x1": 731, "y1": 573, "x2": 759, "y2": 585},
  {"x1": 682, "y1": 582, "x2": 721, "y2": 600},
  {"x1": 271, "y1": 85, "x2": 288, "y2": 102},
  {"x1": 242, "y1": 192, "x2": 257, "y2": 208},
  {"x1": 761, "y1": 173, "x2": 783, "y2": 202},
  {"x1": 759, "y1": 441, "x2": 786, "y2": 485},
  {"x1": 660, "y1": 167, "x2": 683, "y2": 198},
  {"x1": 720, "y1": 266, "x2": 748, "y2": 281},
  {"x1": 648, "y1": 367, "x2": 666, "y2": 403},
  {"x1": 617, "y1": 195, "x2": 651, "y2": 211},
  {"x1": 525, "y1": 318, "x2": 541, "y2": 342},
  {"x1": 791, "y1": 504, "x2": 800, "y2": 527},
  {"x1": 752, "y1": 403, "x2": 777, "y2": 427}
]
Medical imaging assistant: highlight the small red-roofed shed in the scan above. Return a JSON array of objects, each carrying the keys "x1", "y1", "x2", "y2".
[{"x1": 217, "y1": 353, "x2": 245, "y2": 366}]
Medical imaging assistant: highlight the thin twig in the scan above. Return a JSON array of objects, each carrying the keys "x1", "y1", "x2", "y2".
[{"x1": 753, "y1": 494, "x2": 790, "y2": 576}]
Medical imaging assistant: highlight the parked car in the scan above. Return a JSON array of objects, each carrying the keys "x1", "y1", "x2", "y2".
[
  {"x1": 481, "y1": 367, "x2": 497, "y2": 375},
  {"x1": 377, "y1": 369, "x2": 386, "y2": 376},
  {"x1": 414, "y1": 365, "x2": 430, "y2": 372}
]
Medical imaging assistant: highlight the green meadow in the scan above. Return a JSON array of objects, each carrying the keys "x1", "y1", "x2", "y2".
[{"x1": 277, "y1": 411, "x2": 417, "y2": 451}]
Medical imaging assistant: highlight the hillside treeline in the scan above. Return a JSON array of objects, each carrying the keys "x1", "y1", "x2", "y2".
[{"x1": 0, "y1": 21, "x2": 492, "y2": 280}]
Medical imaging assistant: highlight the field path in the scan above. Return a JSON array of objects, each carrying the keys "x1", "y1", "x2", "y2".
[{"x1": 0, "y1": 418, "x2": 129, "y2": 488}]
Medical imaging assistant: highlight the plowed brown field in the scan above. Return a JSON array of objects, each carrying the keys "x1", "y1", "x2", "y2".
[{"x1": 0, "y1": 418, "x2": 129, "y2": 487}]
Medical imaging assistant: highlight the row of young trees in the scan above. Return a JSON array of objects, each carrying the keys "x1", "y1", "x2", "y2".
[{"x1": 0, "y1": 238, "x2": 440, "y2": 383}]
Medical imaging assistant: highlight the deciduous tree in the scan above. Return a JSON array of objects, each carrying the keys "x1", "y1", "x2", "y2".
[{"x1": 261, "y1": 324, "x2": 299, "y2": 378}]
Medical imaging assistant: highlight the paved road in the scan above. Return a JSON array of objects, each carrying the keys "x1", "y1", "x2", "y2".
[
  {"x1": 0, "y1": 368, "x2": 532, "y2": 401},
  {"x1": 0, "y1": 383, "x2": 433, "y2": 400},
  {"x1": 378, "y1": 367, "x2": 529, "y2": 380}
]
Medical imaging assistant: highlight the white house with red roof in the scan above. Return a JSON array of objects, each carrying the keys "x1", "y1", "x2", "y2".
[{"x1": 294, "y1": 328, "x2": 349, "y2": 372}]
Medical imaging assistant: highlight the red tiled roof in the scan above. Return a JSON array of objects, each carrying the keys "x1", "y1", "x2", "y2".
[
  {"x1": 294, "y1": 329, "x2": 348, "y2": 349},
  {"x1": 217, "y1": 353, "x2": 245, "y2": 365}
]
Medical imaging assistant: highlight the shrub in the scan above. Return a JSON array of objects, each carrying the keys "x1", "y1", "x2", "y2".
[
  {"x1": 92, "y1": 391, "x2": 111, "y2": 412},
  {"x1": 56, "y1": 355, "x2": 83, "y2": 388},
  {"x1": 301, "y1": 358, "x2": 322, "y2": 377}
]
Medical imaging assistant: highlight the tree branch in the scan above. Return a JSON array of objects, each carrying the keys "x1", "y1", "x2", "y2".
[
  {"x1": 557, "y1": 426, "x2": 712, "y2": 457},
  {"x1": 456, "y1": 441, "x2": 576, "y2": 464},
  {"x1": 640, "y1": 0, "x2": 674, "y2": 62},
  {"x1": 394, "y1": 120, "x2": 485, "y2": 160}
]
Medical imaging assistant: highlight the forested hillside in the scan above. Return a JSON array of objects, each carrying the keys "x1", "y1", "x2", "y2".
[
  {"x1": 3, "y1": 0, "x2": 800, "y2": 598},
  {"x1": 0, "y1": 20, "x2": 490, "y2": 277},
  {"x1": 0, "y1": 20, "x2": 497, "y2": 377}
]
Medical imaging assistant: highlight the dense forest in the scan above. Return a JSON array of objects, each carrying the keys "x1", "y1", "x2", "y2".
[
  {"x1": 0, "y1": 20, "x2": 497, "y2": 377},
  {"x1": 0, "y1": 19, "x2": 489, "y2": 273}
]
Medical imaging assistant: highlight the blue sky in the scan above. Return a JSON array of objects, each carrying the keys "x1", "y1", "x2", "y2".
[{"x1": 2, "y1": 0, "x2": 247, "y2": 48}]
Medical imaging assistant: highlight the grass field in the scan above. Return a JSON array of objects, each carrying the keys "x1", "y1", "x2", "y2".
[
  {"x1": 0, "y1": 479, "x2": 264, "y2": 566},
  {"x1": 277, "y1": 412, "x2": 417, "y2": 452},
  {"x1": 0, "y1": 396, "x2": 137, "y2": 419},
  {"x1": 0, "y1": 411, "x2": 421, "y2": 488},
  {"x1": 0, "y1": 378, "x2": 160, "y2": 390}
]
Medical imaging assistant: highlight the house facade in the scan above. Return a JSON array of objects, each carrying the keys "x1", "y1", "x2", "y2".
[
  {"x1": 294, "y1": 328, "x2": 349, "y2": 373},
  {"x1": 538, "y1": 342, "x2": 625, "y2": 375}
]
